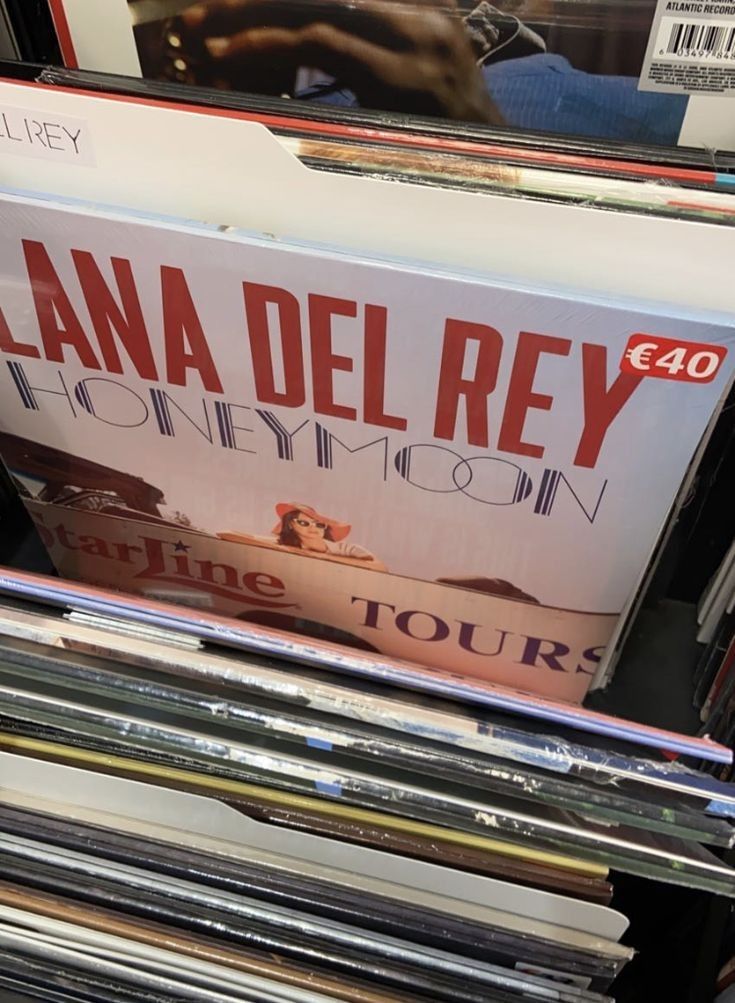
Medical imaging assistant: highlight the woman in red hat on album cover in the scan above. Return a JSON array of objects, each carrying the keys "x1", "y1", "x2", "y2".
[{"x1": 219, "y1": 503, "x2": 386, "y2": 571}]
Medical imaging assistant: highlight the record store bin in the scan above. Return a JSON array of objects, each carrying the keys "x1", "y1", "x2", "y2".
[{"x1": 0, "y1": 2, "x2": 734, "y2": 1001}]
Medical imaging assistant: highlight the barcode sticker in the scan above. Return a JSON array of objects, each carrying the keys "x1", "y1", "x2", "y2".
[
  {"x1": 657, "y1": 18, "x2": 735, "y2": 60},
  {"x1": 640, "y1": 1, "x2": 735, "y2": 94}
]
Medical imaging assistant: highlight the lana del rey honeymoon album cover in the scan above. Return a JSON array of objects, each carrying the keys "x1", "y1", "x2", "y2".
[
  {"x1": 0, "y1": 189, "x2": 732, "y2": 702},
  {"x1": 48, "y1": 0, "x2": 735, "y2": 152}
]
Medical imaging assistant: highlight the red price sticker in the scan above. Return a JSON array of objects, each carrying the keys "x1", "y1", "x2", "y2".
[{"x1": 621, "y1": 334, "x2": 728, "y2": 384}]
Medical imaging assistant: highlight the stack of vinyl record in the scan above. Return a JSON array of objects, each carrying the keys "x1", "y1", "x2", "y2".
[
  {"x1": 691, "y1": 537, "x2": 735, "y2": 775},
  {"x1": 0, "y1": 569, "x2": 734, "y2": 1002}
]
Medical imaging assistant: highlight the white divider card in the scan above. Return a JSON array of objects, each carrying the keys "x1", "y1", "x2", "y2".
[
  {"x1": 0, "y1": 752, "x2": 631, "y2": 941},
  {"x1": 0, "y1": 79, "x2": 732, "y2": 314}
]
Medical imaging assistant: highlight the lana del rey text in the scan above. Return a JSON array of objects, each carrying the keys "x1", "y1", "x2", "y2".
[{"x1": 0, "y1": 239, "x2": 643, "y2": 518}]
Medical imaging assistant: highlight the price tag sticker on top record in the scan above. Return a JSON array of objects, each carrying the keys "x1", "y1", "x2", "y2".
[{"x1": 621, "y1": 333, "x2": 728, "y2": 382}]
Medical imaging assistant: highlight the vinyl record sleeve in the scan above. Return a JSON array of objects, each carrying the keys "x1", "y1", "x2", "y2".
[
  {"x1": 701, "y1": 649, "x2": 735, "y2": 738},
  {"x1": 0, "y1": 592, "x2": 732, "y2": 814},
  {"x1": 0, "y1": 822, "x2": 625, "y2": 994},
  {"x1": 2, "y1": 694, "x2": 735, "y2": 894},
  {"x1": 0, "y1": 909, "x2": 390, "y2": 1003},
  {"x1": 0, "y1": 928, "x2": 343, "y2": 1003},
  {"x1": 0, "y1": 955, "x2": 542, "y2": 1003},
  {"x1": 698, "y1": 540, "x2": 735, "y2": 645},
  {"x1": 30, "y1": 63, "x2": 735, "y2": 185},
  {"x1": 0, "y1": 835, "x2": 612, "y2": 1003},
  {"x1": 702, "y1": 633, "x2": 735, "y2": 725},
  {"x1": 0, "y1": 960, "x2": 178, "y2": 1003},
  {"x1": 0, "y1": 190, "x2": 734, "y2": 711},
  {"x1": 0, "y1": 984, "x2": 84, "y2": 1003},
  {"x1": 0, "y1": 745, "x2": 614, "y2": 904},
  {"x1": 0, "y1": 735, "x2": 607, "y2": 878},
  {"x1": 694, "y1": 610, "x2": 735, "y2": 712},
  {"x1": 0, "y1": 748, "x2": 628, "y2": 937},
  {"x1": 0, "y1": 882, "x2": 418, "y2": 1003},
  {"x1": 3, "y1": 686, "x2": 656, "y2": 875},
  {"x1": 0, "y1": 585, "x2": 730, "y2": 768},
  {"x1": 0, "y1": 803, "x2": 629, "y2": 987},
  {"x1": 45, "y1": 0, "x2": 735, "y2": 152},
  {"x1": 1, "y1": 915, "x2": 613, "y2": 1002},
  {"x1": 0, "y1": 632, "x2": 727, "y2": 845}
]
